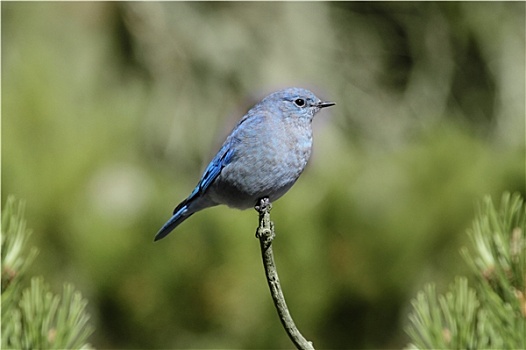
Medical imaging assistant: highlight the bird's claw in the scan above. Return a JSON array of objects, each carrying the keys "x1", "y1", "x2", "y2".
[{"x1": 255, "y1": 197, "x2": 272, "y2": 214}]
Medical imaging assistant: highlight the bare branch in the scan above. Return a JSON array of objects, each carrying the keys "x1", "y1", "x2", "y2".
[{"x1": 255, "y1": 198, "x2": 315, "y2": 350}]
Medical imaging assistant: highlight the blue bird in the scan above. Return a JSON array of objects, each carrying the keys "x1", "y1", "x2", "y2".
[{"x1": 155, "y1": 87, "x2": 334, "y2": 241}]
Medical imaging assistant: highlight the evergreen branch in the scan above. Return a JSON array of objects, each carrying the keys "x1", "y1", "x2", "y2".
[
  {"x1": 255, "y1": 198, "x2": 315, "y2": 350},
  {"x1": 406, "y1": 192, "x2": 526, "y2": 349},
  {"x1": 462, "y1": 192, "x2": 526, "y2": 349},
  {"x1": 406, "y1": 278, "x2": 479, "y2": 349},
  {"x1": 1, "y1": 197, "x2": 38, "y2": 303},
  {"x1": 1, "y1": 196, "x2": 94, "y2": 349},
  {"x1": 13, "y1": 277, "x2": 94, "y2": 349}
]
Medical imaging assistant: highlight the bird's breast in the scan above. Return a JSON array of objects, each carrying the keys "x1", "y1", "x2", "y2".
[{"x1": 209, "y1": 123, "x2": 313, "y2": 209}]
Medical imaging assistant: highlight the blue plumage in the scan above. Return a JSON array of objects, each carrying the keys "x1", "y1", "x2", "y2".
[{"x1": 155, "y1": 87, "x2": 334, "y2": 241}]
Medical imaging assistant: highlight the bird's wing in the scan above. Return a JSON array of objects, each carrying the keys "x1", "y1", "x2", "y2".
[
  {"x1": 198, "y1": 145, "x2": 235, "y2": 194},
  {"x1": 175, "y1": 144, "x2": 235, "y2": 214},
  {"x1": 173, "y1": 113, "x2": 262, "y2": 216}
]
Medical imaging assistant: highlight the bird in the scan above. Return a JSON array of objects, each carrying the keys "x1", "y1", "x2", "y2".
[{"x1": 155, "y1": 87, "x2": 335, "y2": 241}]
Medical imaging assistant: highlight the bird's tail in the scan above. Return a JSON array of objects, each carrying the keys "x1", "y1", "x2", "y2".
[
  {"x1": 154, "y1": 201, "x2": 194, "y2": 241},
  {"x1": 154, "y1": 195, "x2": 215, "y2": 241}
]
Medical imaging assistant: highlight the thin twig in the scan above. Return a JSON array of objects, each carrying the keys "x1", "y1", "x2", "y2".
[{"x1": 255, "y1": 197, "x2": 315, "y2": 350}]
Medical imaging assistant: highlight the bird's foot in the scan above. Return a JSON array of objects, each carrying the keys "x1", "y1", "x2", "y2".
[
  {"x1": 255, "y1": 197, "x2": 272, "y2": 214},
  {"x1": 255, "y1": 197, "x2": 274, "y2": 243}
]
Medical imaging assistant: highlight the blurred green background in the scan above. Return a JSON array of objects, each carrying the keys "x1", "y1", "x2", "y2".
[{"x1": 2, "y1": 2, "x2": 524, "y2": 349}]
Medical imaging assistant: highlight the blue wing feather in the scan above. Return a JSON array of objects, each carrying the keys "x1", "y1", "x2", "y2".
[
  {"x1": 196, "y1": 146, "x2": 235, "y2": 195},
  {"x1": 155, "y1": 133, "x2": 237, "y2": 241}
]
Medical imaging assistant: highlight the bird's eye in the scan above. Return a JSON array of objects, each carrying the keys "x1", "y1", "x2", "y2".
[{"x1": 294, "y1": 98, "x2": 305, "y2": 107}]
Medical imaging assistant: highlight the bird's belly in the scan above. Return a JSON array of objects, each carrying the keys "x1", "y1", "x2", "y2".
[{"x1": 209, "y1": 147, "x2": 310, "y2": 209}]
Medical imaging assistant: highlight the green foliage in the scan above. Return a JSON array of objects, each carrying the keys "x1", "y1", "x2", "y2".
[
  {"x1": 406, "y1": 193, "x2": 526, "y2": 349},
  {"x1": 407, "y1": 278, "x2": 479, "y2": 349},
  {"x1": 1, "y1": 197, "x2": 37, "y2": 310},
  {"x1": 1, "y1": 197, "x2": 94, "y2": 350}
]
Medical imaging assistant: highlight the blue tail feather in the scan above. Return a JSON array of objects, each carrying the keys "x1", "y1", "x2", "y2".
[{"x1": 154, "y1": 202, "x2": 193, "y2": 241}]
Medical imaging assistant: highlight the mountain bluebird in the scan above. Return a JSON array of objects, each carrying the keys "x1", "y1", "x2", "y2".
[{"x1": 155, "y1": 87, "x2": 335, "y2": 241}]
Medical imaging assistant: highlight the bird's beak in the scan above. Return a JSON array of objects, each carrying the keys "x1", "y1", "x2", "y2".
[{"x1": 318, "y1": 101, "x2": 335, "y2": 108}]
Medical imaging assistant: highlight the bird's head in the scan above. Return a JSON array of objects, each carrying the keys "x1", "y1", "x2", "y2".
[{"x1": 261, "y1": 87, "x2": 335, "y2": 122}]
